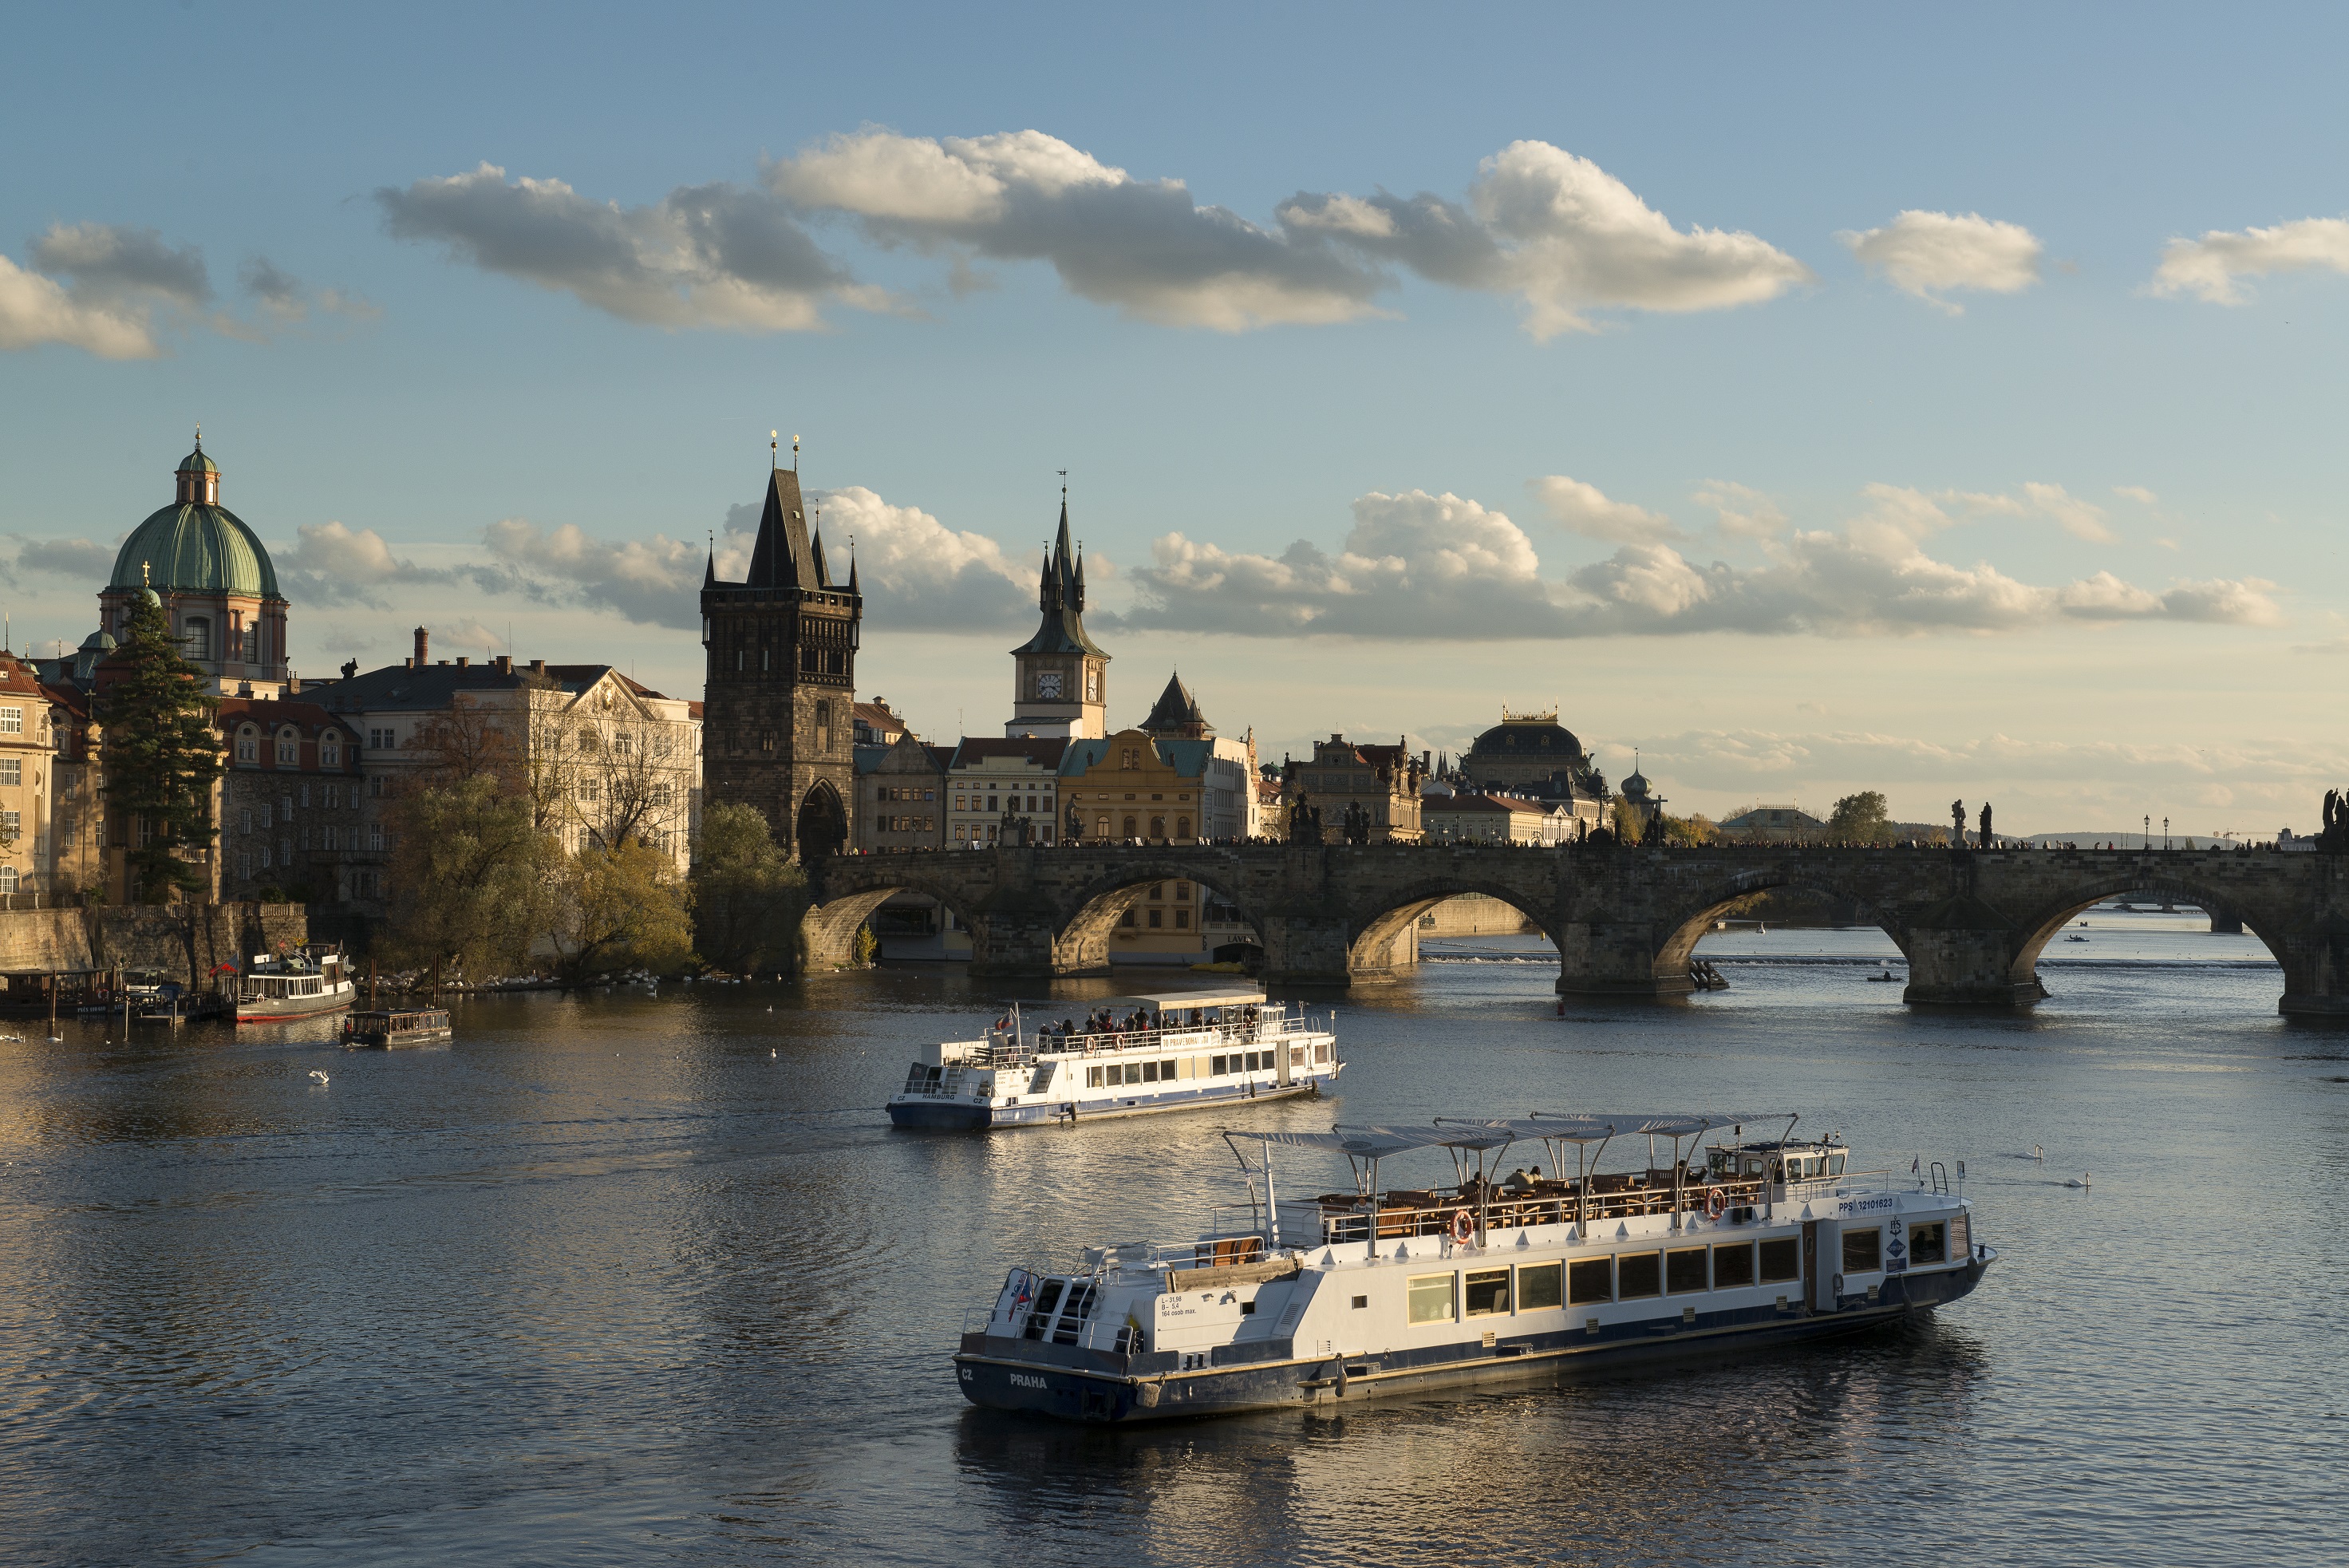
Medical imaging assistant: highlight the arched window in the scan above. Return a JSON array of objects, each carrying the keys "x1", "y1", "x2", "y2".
[
  {"x1": 236, "y1": 725, "x2": 259, "y2": 764},
  {"x1": 242, "y1": 623, "x2": 259, "y2": 663},
  {"x1": 1095, "y1": 816, "x2": 1109, "y2": 838},
  {"x1": 184, "y1": 618, "x2": 211, "y2": 660},
  {"x1": 1176, "y1": 816, "x2": 1191, "y2": 839},
  {"x1": 321, "y1": 735, "x2": 341, "y2": 768},
  {"x1": 276, "y1": 728, "x2": 298, "y2": 764},
  {"x1": 815, "y1": 700, "x2": 832, "y2": 752},
  {"x1": 1150, "y1": 816, "x2": 1165, "y2": 839},
  {"x1": 1123, "y1": 815, "x2": 1138, "y2": 839}
]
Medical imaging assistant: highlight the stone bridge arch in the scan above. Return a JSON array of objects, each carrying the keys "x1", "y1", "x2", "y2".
[
  {"x1": 1345, "y1": 877, "x2": 1564, "y2": 978},
  {"x1": 2004, "y1": 865, "x2": 2294, "y2": 997},
  {"x1": 1050, "y1": 857, "x2": 1272, "y2": 975},
  {"x1": 1651, "y1": 867, "x2": 1913, "y2": 984},
  {"x1": 802, "y1": 861, "x2": 986, "y2": 970}
]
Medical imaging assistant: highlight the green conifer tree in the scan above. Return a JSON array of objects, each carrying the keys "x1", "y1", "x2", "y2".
[{"x1": 97, "y1": 590, "x2": 222, "y2": 902}]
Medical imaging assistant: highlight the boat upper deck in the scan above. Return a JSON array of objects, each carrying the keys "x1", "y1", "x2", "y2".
[{"x1": 932, "y1": 993, "x2": 1332, "y2": 1071}]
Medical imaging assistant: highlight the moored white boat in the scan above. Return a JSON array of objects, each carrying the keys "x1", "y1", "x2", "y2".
[
  {"x1": 236, "y1": 949, "x2": 356, "y2": 1025},
  {"x1": 953, "y1": 1114, "x2": 1996, "y2": 1422},
  {"x1": 887, "y1": 988, "x2": 1340, "y2": 1130}
]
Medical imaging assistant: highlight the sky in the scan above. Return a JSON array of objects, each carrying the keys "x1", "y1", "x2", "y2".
[{"x1": 5, "y1": 2, "x2": 2347, "y2": 837}]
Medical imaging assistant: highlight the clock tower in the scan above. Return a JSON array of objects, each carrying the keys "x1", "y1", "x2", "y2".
[{"x1": 1007, "y1": 493, "x2": 1107, "y2": 738}]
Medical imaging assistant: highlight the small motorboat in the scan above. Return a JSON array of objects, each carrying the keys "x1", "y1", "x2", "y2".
[{"x1": 1866, "y1": 970, "x2": 1899, "y2": 982}]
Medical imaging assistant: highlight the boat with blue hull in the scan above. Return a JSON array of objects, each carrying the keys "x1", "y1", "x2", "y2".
[
  {"x1": 953, "y1": 1113, "x2": 1996, "y2": 1422},
  {"x1": 888, "y1": 989, "x2": 1339, "y2": 1131}
]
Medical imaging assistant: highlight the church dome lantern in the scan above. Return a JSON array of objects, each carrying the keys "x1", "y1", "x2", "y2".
[{"x1": 110, "y1": 433, "x2": 281, "y2": 600}]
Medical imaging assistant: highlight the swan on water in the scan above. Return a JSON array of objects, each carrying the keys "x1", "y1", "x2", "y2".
[
  {"x1": 308, "y1": 1069, "x2": 330, "y2": 1084},
  {"x1": 2064, "y1": 1172, "x2": 2090, "y2": 1188}
]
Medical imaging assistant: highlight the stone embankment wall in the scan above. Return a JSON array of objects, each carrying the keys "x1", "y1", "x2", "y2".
[{"x1": 0, "y1": 904, "x2": 312, "y2": 985}]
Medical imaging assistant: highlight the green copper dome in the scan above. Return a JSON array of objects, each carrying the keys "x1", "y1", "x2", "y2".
[
  {"x1": 111, "y1": 502, "x2": 279, "y2": 597},
  {"x1": 110, "y1": 438, "x2": 282, "y2": 598}
]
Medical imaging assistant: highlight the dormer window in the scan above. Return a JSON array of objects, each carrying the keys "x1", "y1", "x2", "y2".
[
  {"x1": 276, "y1": 728, "x2": 298, "y2": 764},
  {"x1": 236, "y1": 725, "x2": 259, "y2": 764},
  {"x1": 322, "y1": 735, "x2": 341, "y2": 768}
]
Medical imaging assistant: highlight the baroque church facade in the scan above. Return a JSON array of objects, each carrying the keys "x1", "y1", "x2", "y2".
[{"x1": 699, "y1": 452, "x2": 863, "y2": 859}]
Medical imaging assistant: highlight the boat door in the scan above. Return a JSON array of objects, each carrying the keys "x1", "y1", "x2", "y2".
[
  {"x1": 1276, "y1": 1042, "x2": 1293, "y2": 1087},
  {"x1": 1802, "y1": 1221, "x2": 1822, "y2": 1312}
]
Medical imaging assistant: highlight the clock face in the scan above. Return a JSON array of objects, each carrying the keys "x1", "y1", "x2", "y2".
[{"x1": 1036, "y1": 670, "x2": 1063, "y2": 698}]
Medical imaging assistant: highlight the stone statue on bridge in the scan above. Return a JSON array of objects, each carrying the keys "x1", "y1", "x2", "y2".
[
  {"x1": 1979, "y1": 802, "x2": 1993, "y2": 849},
  {"x1": 1952, "y1": 800, "x2": 1966, "y2": 846},
  {"x1": 1288, "y1": 792, "x2": 1323, "y2": 847},
  {"x1": 2323, "y1": 789, "x2": 2349, "y2": 852},
  {"x1": 1342, "y1": 800, "x2": 1372, "y2": 846}
]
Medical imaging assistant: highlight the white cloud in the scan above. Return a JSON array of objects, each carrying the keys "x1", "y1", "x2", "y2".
[
  {"x1": 31, "y1": 222, "x2": 211, "y2": 306},
  {"x1": 240, "y1": 256, "x2": 377, "y2": 326},
  {"x1": 1837, "y1": 210, "x2": 2041, "y2": 312},
  {"x1": 1278, "y1": 140, "x2": 1811, "y2": 338},
  {"x1": 768, "y1": 129, "x2": 1384, "y2": 330},
  {"x1": 1118, "y1": 480, "x2": 2280, "y2": 639},
  {"x1": 2, "y1": 223, "x2": 367, "y2": 357},
  {"x1": 2150, "y1": 216, "x2": 2349, "y2": 304},
  {"x1": 377, "y1": 163, "x2": 890, "y2": 331},
  {"x1": 2114, "y1": 485, "x2": 2159, "y2": 505},
  {"x1": 1695, "y1": 480, "x2": 1786, "y2": 539},
  {"x1": 3, "y1": 534, "x2": 120, "y2": 581},
  {"x1": 806, "y1": 484, "x2": 1033, "y2": 630},
  {"x1": 1529, "y1": 476, "x2": 1678, "y2": 543},
  {"x1": 473, "y1": 516, "x2": 710, "y2": 629},
  {"x1": 0, "y1": 255, "x2": 160, "y2": 357},
  {"x1": 280, "y1": 521, "x2": 453, "y2": 606},
  {"x1": 2018, "y1": 481, "x2": 2115, "y2": 543}
]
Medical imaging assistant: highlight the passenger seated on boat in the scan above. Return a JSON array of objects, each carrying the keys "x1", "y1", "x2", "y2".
[{"x1": 1501, "y1": 1167, "x2": 1533, "y2": 1194}]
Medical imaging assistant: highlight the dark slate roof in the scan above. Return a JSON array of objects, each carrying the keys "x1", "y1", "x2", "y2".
[
  {"x1": 1466, "y1": 717, "x2": 1584, "y2": 758},
  {"x1": 302, "y1": 659, "x2": 657, "y2": 714},
  {"x1": 741, "y1": 466, "x2": 826, "y2": 590},
  {"x1": 1012, "y1": 496, "x2": 1106, "y2": 658},
  {"x1": 1141, "y1": 671, "x2": 1208, "y2": 733},
  {"x1": 951, "y1": 736, "x2": 1068, "y2": 769}
]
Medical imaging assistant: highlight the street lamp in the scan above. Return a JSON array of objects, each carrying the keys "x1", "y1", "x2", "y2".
[
  {"x1": 2163, "y1": 816, "x2": 2171, "y2": 851},
  {"x1": 2143, "y1": 813, "x2": 2150, "y2": 847}
]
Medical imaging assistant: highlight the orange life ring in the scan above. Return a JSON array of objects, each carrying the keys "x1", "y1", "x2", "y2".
[
  {"x1": 1449, "y1": 1208, "x2": 1475, "y2": 1245},
  {"x1": 1704, "y1": 1186, "x2": 1727, "y2": 1220}
]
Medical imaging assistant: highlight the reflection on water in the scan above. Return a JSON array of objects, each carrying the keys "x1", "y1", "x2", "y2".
[{"x1": 0, "y1": 934, "x2": 2342, "y2": 1566}]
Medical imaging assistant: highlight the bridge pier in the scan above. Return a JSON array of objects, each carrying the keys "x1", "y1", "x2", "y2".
[
  {"x1": 1258, "y1": 910, "x2": 1355, "y2": 988},
  {"x1": 1554, "y1": 920, "x2": 1695, "y2": 999}
]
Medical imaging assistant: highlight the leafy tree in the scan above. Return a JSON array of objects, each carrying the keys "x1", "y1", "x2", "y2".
[
  {"x1": 381, "y1": 772, "x2": 552, "y2": 981},
  {"x1": 548, "y1": 840, "x2": 693, "y2": 983},
  {"x1": 690, "y1": 801, "x2": 808, "y2": 975},
  {"x1": 97, "y1": 590, "x2": 222, "y2": 902},
  {"x1": 1827, "y1": 791, "x2": 1892, "y2": 843},
  {"x1": 1656, "y1": 811, "x2": 1719, "y2": 847}
]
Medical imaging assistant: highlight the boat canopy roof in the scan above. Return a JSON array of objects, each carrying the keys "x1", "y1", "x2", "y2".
[
  {"x1": 1235, "y1": 1112, "x2": 1796, "y2": 1159},
  {"x1": 1088, "y1": 989, "x2": 1267, "y2": 1012}
]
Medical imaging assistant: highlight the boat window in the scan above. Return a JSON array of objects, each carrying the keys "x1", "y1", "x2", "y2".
[
  {"x1": 1464, "y1": 1268, "x2": 1510, "y2": 1317},
  {"x1": 902, "y1": 1061, "x2": 930, "y2": 1093},
  {"x1": 1407, "y1": 1273, "x2": 1456, "y2": 1325},
  {"x1": 1209, "y1": 1054, "x2": 1227, "y2": 1074},
  {"x1": 1911, "y1": 1221, "x2": 1946, "y2": 1266},
  {"x1": 1518, "y1": 1262, "x2": 1563, "y2": 1311},
  {"x1": 1087, "y1": 1065, "x2": 1104, "y2": 1088},
  {"x1": 1568, "y1": 1257, "x2": 1613, "y2": 1305},
  {"x1": 1759, "y1": 1238, "x2": 1799, "y2": 1283},
  {"x1": 1712, "y1": 1242, "x2": 1756, "y2": 1288},
  {"x1": 1842, "y1": 1227, "x2": 1882, "y2": 1273},
  {"x1": 1616, "y1": 1252, "x2": 1661, "y2": 1299},
  {"x1": 1160, "y1": 1059, "x2": 1175, "y2": 1079},
  {"x1": 1314, "y1": 1044, "x2": 1330, "y2": 1063},
  {"x1": 1141, "y1": 1060, "x2": 1160, "y2": 1083},
  {"x1": 1828, "y1": 1153, "x2": 1846, "y2": 1176},
  {"x1": 1665, "y1": 1247, "x2": 1709, "y2": 1294}
]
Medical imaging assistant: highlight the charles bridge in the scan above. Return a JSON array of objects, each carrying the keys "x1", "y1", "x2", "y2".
[{"x1": 804, "y1": 842, "x2": 2349, "y2": 1015}]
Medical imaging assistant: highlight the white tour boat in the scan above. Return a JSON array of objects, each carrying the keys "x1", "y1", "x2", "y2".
[
  {"x1": 953, "y1": 1113, "x2": 1996, "y2": 1421},
  {"x1": 235, "y1": 949, "x2": 357, "y2": 1025},
  {"x1": 887, "y1": 988, "x2": 1340, "y2": 1130}
]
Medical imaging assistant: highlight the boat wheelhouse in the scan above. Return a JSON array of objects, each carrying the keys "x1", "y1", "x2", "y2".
[
  {"x1": 887, "y1": 989, "x2": 1340, "y2": 1130},
  {"x1": 235, "y1": 949, "x2": 356, "y2": 1025},
  {"x1": 953, "y1": 1113, "x2": 1995, "y2": 1422}
]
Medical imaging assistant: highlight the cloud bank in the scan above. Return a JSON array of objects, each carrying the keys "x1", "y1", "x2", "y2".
[
  {"x1": 2150, "y1": 215, "x2": 2349, "y2": 304},
  {"x1": 392, "y1": 135, "x2": 1807, "y2": 338},
  {"x1": 2, "y1": 222, "x2": 368, "y2": 357},
  {"x1": 1838, "y1": 209, "x2": 2042, "y2": 313},
  {"x1": 1115, "y1": 479, "x2": 2277, "y2": 639}
]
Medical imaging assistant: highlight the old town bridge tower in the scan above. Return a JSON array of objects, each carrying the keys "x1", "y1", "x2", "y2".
[{"x1": 701, "y1": 449, "x2": 861, "y2": 860}]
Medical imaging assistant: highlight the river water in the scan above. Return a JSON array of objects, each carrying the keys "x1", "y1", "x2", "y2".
[{"x1": 2, "y1": 910, "x2": 2339, "y2": 1566}]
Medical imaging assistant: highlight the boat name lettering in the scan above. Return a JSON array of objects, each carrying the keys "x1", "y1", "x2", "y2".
[
  {"x1": 1838, "y1": 1196, "x2": 1896, "y2": 1215},
  {"x1": 1009, "y1": 1372, "x2": 1049, "y2": 1389}
]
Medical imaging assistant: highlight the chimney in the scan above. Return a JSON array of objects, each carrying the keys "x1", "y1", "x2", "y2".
[
  {"x1": 287, "y1": 674, "x2": 302, "y2": 693},
  {"x1": 413, "y1": 626, "x2": 428, "y2": 665},
  {"x1": 493, "y1": 654, "x2": 512, "y2": 674},
  {"x1": 529, "y1": 658, "x2": 545, "y2": 675},
  {"x1": 456, "y1": 656, "x2": 470, "y2": 669}
]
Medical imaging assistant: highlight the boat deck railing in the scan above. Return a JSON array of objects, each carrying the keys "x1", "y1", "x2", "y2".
[{"x1": 951, "y1": 1006, "x2": 1332, "y2": 1068}]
